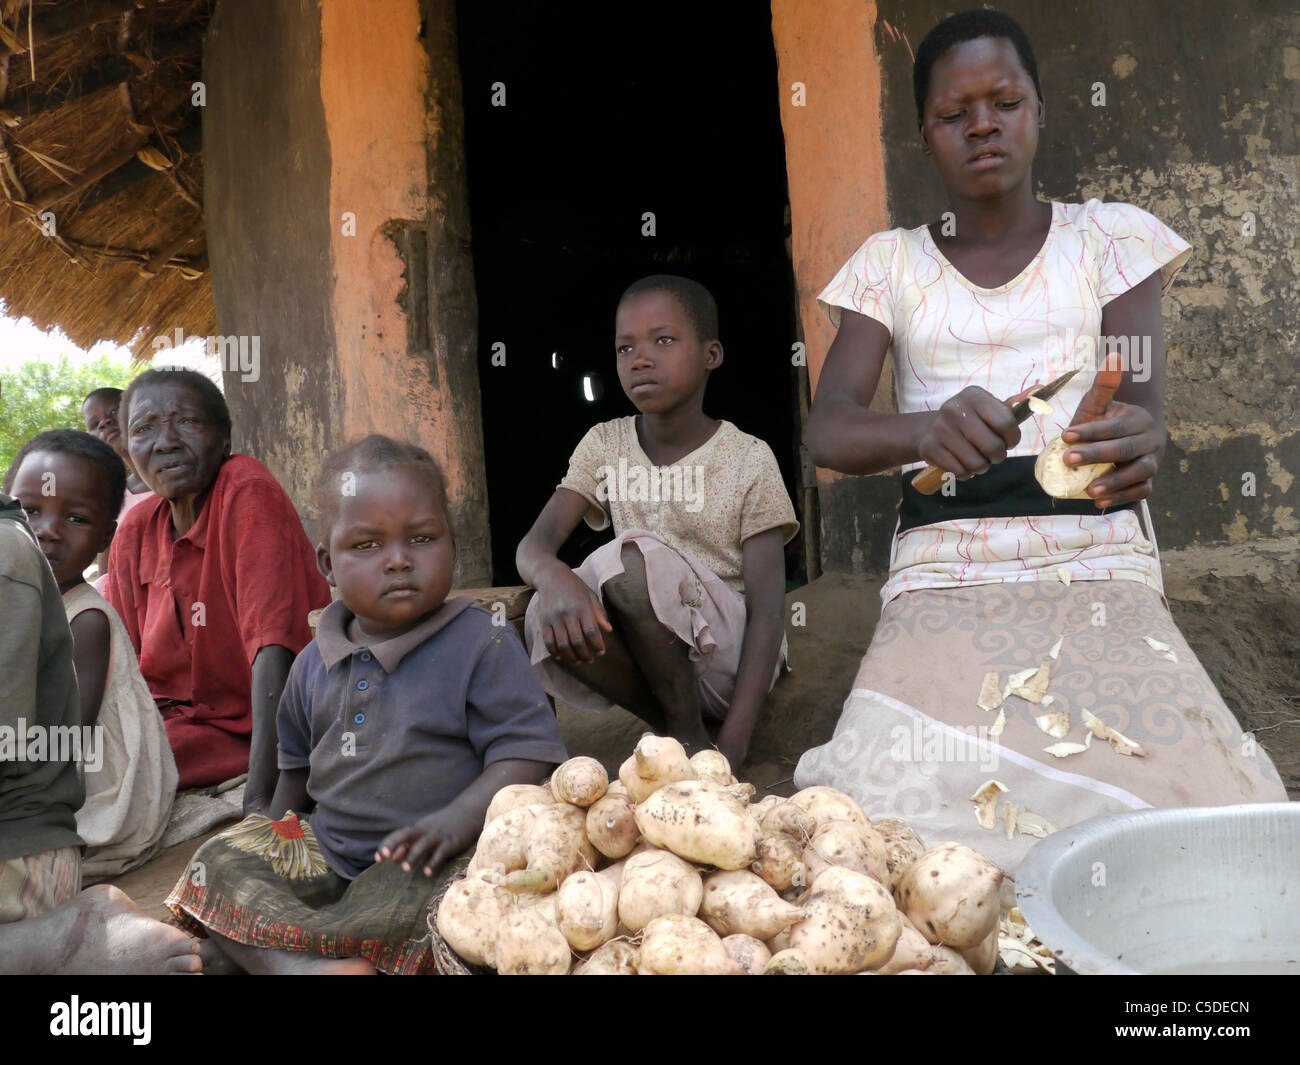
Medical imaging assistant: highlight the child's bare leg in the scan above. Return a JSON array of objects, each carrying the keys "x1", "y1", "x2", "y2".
[
  {"x1": 601, "y1": 543, "x2": 711, "y2": 753},
  {"x1": 553, "y1": 622, "x2": 671, "y2": 733},
  {"x1": 204, "y1": 930, "x2": 376, "y2": 975},
  {"x1": 0, "y1": 885, "x2": 202, "y2": 975}
]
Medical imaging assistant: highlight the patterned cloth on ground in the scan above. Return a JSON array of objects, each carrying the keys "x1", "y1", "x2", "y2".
[
  {"x1": 794, "y1": 580, "x2": 1287, "y2": 873},
  {"x1": 0, "y1": 847, "x2": 80, "y2": 922},
  {"x1": 165, "y1": 812, "x2": 462, "y2": 975}
]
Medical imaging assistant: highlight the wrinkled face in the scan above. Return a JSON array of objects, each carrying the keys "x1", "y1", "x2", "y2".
[
  {"x1": 124, "y1": 382, "x2": 229, "y2": 501},
  {"x1": 919, "y1": 36, "x2": 1043, "y2": 202},
  {"x1": 82, "y1": 393, "x2": 125, "y2": 454},
  {"x1": 615, "y1": 290, "x2": 720, "y2": 416},
  {"x1": 317, "y1": 466, "x2": 457, "y2": 639},
  {"x1": 9, "y1": 451, "x2": 116, "y2": 589}
]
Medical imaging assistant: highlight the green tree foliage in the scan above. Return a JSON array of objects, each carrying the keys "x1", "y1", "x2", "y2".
[{"x1": 0, "y1": 355, "x2": 140, "y2": 479}]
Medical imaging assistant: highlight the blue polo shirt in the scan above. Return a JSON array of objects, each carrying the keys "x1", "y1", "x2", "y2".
[{"x1": 277, "y1": 596, "x2": 568, "y2": 878}]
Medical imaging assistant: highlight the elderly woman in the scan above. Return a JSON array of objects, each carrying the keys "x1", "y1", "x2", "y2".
[{"x1": 106, "y1": 368, "x2": 329, "y2": 813}]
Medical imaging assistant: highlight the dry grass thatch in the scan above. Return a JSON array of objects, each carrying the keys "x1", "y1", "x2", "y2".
[{"x1": 0, "y1": 0, "x2": 212, "y2": 357}]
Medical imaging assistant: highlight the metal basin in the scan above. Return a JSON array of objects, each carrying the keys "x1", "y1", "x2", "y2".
[{"x1": 1016, "y1": 803, "x2": 1299, "y2": 975}]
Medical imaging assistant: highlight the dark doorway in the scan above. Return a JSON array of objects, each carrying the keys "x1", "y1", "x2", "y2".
[{"x1": 456, "y1": 2, "x2": 802, "y2": 583}]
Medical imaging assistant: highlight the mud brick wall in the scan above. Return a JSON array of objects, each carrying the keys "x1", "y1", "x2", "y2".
[{"x1": 204, "y1": 0, "x2": 492, "y2": 582}]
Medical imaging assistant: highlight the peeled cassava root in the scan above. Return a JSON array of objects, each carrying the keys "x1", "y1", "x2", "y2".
[
  {"x1": 638, "y1": 914, "x2": 741, "y2": 975},
  {"x1": 437, "y1": 735, "x2": 1014, "y2": 974},
  {"x1": 805, "y1": 819, "x2": 889, "y2": 885},
  {"x1": 789, "y1": 786, "x2": 873, "y2": 835},
  {"x1": 896, "y1": 841, "x2": 1003, "y2": 949},
  {"x1": 764, "y1": 948, "x2": 812, "y2": 975},
  {"x1": 468, "y1": 804, "x2": 540, "y2": 874},
  {"x1": 436, "y1": 869, "x2": 509, "y2": 967},
  {"x1": 689, "y1": 749, "x2": 735, "y2": 785},
  {"x1": 502, "y1": 802, "x2": 598, "y2": 894},
  {"x1": 699, "y1": 870, "x2": 803, "y2": 940},
  {"x1": 483, "y1": 784, "x2": 552, "y2": 828},
  {"x1": 573, "y1": 939, "x2": 639, "y2": 975},
  {"x1": 873, "y1": 817, "x2": 926, "y2": 891},
  {"x1": 634, "y1": 780, "x2": 762, "y2": 870},
  {"x1": 1034, "y1": 435, "x2": 1114, "y2": 499},
  {"x1": 585, "y1": 792, "x2": 639, "y2": 860},
  {"x1": 550, "y1": 756, "x2": 609, "y2": 807},
  {"x1": 791, "y1": 866, "x2": 901, "y2": 974},
  {"x1": 723, "y1": 934, "x2": 771, "y2": 974},
  {"x1": 495, "y1": 906, "x2": 571, "y2": 975},
  {"x1": 752, "y1": 833, "x2": 806, "y2": 892},
  {"x1": 556, "y1": 864, "x2": 623, "y2": 951},
  {"x1": 620, "y1": 735, "x2": 694, "y2": 802},
  {"x1": 617, "y1": 848, "x2": 703, "y2": 932}
]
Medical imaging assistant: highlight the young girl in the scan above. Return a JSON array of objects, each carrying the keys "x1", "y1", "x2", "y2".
[
  {"x1": 517, "y1": 275, "x2": 799, "y2": 771},
  {"x1": 4, "y1": 430, "x2": 178, "y2": 881},
  {"x1": 166, "y1": 435, "x2": 568, "y2": 975},
  {"x1": 0, "y1": 485, "x2": 200, "y2": 976},
  {"x1": 794, "y1": 10, "x2": 1285, "y2": 872}
]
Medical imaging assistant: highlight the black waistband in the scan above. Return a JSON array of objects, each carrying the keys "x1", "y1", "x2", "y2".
[{"x1": 898, "y1": 456, "x2": 1135, "y2": 533}]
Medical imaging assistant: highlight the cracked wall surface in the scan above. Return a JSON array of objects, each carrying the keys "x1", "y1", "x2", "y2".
[{"x1": 206, "y1": 0, "x2": 491, "y2": 581}]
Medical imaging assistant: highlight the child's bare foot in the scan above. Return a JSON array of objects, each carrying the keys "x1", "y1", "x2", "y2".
[
  {"x1": 207, "y1": 931, "x2": 376, "y2": 975},
  {"x1": 0, "y1": 885, "x2": 202, "y2": 974}
]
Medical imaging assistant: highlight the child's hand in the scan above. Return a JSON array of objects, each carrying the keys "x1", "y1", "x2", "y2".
[
  {"x1": 375, "y1": 807, "x2": 477, "y2": 877},
  {"x1": 1060, "y1": 354, "x2": 1162, "y2": 508},
  {"x1": 535, "y1": 568, "x2": 613, "y2": 665},
  {"x1": 917, "y1": 386, "x2": 1023, "y2": 480}
]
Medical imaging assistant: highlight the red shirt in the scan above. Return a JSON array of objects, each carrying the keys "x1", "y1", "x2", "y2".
[{"x1": 106, "y1": 455, "x2": 330, "y2": 788}]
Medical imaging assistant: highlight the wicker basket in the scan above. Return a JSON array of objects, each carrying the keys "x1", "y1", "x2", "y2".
[{"x1": 426, "y1": 870, "x2": 496, "y2": 975}]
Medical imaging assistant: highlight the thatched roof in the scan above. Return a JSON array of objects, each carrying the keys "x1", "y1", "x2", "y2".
[{"x1": 0, "y1": 0, "x2": 212, "y2": 357}]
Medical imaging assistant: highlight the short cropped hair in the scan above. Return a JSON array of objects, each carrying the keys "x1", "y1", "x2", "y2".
[
  {"x1": 83, "y1": 386, "x2": 124, "y2": 407},
  {"x1": 3, "y1": 429, "x2": 127, "y2": 515},
  {"x1": 913, "y1": 9, "x2": 1042, "y2": 121},
  {"x1": 122, "y1": 368, "x2": 232, "y2": 438},
  {"x1": 619, "y1": 275, "x2": 720, "y2": 344},
  {"x1": 314, "y1": 434, "x2": 450, "y2": 533}
]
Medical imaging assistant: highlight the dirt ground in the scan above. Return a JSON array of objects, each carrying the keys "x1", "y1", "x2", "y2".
[
  {"x1": 1161, "y1": 542, "x2": 1300, "y2": 798},
  {"x1": 114, "y1": 553, "x2": 1298, "y2": 920}
]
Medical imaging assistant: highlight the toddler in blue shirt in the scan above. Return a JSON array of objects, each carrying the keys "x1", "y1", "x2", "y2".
[{"x1": 166, "y1": 435, "x2": 567, "y2": 975}]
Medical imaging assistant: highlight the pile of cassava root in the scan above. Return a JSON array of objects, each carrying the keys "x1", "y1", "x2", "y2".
[{"x1": 434, "y1": 735, "x2": 1007, "y2": 975}]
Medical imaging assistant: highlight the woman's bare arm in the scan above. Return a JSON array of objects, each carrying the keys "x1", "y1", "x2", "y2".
[{"x1": 807, "y1": 309, "x2": 1020, "y2": 477}]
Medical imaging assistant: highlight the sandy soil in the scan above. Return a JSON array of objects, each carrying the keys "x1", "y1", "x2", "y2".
[{"x1": 1168, "y1": 575, "x2": 1300, "y2": 797}]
